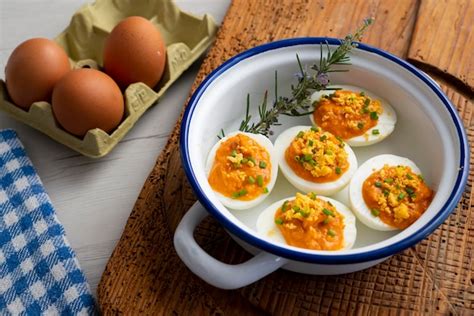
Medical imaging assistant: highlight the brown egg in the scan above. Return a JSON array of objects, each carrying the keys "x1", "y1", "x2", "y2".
[
  {"x1": 52, "y1": 69, "x2": 124, "y2": 137},
  {"x1": 103, "y1": 16, "x2": 167, "y2": 89},
  {"x1": 5, "y1": 38, "x2": 71, "y2": 110}
]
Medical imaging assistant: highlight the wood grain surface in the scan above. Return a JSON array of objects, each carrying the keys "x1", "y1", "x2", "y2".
[
  {"x1": 97, "y1": 0, "x2": 474, "y2": 314},
  {"x1": 408, "y1": 0, "x2": 474, "y2": 92}
]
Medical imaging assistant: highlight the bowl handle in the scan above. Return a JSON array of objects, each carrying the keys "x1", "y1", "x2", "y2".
[{"x1": 174, "y1": 201, "x2": 288, "y2": 289}]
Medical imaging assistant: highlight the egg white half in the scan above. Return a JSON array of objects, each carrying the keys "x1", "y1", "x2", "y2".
[
  {"x1": 256, "y1": 196, "x2": 357, "y2": 250},
  {"x1": 349, "y1": 154, "x2": 422, "y2": 231},
  {"x1": 274, "y1": 125, "x2": 358, "y2": 195},
  {"x1": 205, "y1": 131, "x2": 278, "y2": 210},
  {"x1": 310, "y1": 85, "x2": 397, "y2": 147}
]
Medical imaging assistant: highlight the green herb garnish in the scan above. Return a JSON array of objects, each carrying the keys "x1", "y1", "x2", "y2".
[
  {"x1": 275, "y1": 218, "x2": 284, "y2": 225},
  {"x1": 259, "y1": 161, "x2": 267, "y2": 169},
  {"x1": 370, "y1": 111, "x2": 379, "y2": 120},
  {"x1": 374, "y1": 181, "x2": 382, "y2": 188},
  {"x1": 335, "y1": 167, "x2": 342, "y2": 174},
  {"x1": 372, "y1": 129, "x2": 380, "y2": 135},
  {"x1": 256, "y1": 175, "x2": 264, "y2": 187},
  {"x1": 371, "y1": 208, "x2": 380, "y2": 216},
  {"x1": 232, "y1": 189, "x2": 248, "y2": 198},
  {"x1": 248, "y1": 176, "x2": 255, "y2": 184},
  {"x1": 219, "y1": 19, "x2": 374, "y2": 137},
  {"x1": 323, "y1": 208, "x2": 335, "y2": 217},
  {"x1": 327, "y1": 229, "x2": 336, "y2": 237}
]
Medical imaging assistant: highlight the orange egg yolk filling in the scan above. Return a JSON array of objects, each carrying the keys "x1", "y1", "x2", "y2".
[
  {"x1": 313, "y1": 90, "x2": 383, "y2": 139},
  {"x1": 362, "y1": 165, "x2": 434, "y2": 229},
  {"x1": 285, "y1": 127, "x2": 349, "y2": 182},
  {"x1": 208, "y1": 134, "x2": 271, "y2": 200},
  {"x1": 274, "y1": 192, "x2": 345, "y2": 250}
]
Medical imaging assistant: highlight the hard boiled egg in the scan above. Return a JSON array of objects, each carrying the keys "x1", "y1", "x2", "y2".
[
  {"x1": 310, "y1": 85, "x2": 397, "y2": 146},
  {"x1": 256, "y1": 193, "x2": 356, "y2": 250},
  {"x1": 349, "y1": 154, "x2": 434, "y2": 231},
  {"x1": 206, "y1": 131, "x2": 278, "y2": 210},
  {"x1": 274, "y1": 126, "x2": 357, "y2": 195}
]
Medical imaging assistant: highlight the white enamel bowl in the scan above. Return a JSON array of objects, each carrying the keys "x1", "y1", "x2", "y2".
[{"x1": 174, "y1": 38, "x2": 469, "y2": 289}]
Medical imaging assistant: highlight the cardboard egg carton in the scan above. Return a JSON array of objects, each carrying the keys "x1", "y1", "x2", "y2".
[{"x1": 0, "y1": 0, "x2": 217, "y2": 158}]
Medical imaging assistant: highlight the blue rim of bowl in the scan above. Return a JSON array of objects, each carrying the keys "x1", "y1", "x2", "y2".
[{"x1": 179, "y1": 37, "x2": 469, "y2": 264}]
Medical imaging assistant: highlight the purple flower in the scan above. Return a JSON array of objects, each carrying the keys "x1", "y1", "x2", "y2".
[{"x1": 316, "y1": 73, "x2": 329, "y2": 86}]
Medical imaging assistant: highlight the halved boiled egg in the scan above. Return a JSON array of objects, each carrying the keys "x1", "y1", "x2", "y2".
[
  {"x1": 206, "y1": 131, "x2": 278, "y2": 210},
  {"x1": 256, "y1": 192, "x2": 356, "y2": 250},
  {"x1": 310, "y1": 85, "x2": 397, "y2": 146},
  {"x1": 349, "y1": 154, "x2": 434, "y2": 231},
  {"x1": 274, "y1": 125, "x2": 357, "y2": 195}
]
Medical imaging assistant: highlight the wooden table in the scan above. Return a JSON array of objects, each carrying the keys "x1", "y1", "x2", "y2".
[{"x1": 0, "y1": 0, "x2": 231, "y2": 296}]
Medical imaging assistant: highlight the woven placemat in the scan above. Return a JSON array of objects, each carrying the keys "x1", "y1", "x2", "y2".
[{"x1": 98, "y1": 0, "x2": 474, "y2": 314}]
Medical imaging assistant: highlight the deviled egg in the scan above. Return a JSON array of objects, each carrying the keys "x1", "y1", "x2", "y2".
[
  {"x1": 349, "y1": 154, "x2": 434, "y2": 231},
  {"x1": 257, "y1": 192, "x2": 356, "y2": 250},
  {"x1": 206, "y1": 131, "x2": 278, "y2": 210},
  {"x1": 274, "y1": 126, "x2": 357, "y2": 195},
  {"x1": 310, "y1": 85, "x2": 397, "y2": 146}
]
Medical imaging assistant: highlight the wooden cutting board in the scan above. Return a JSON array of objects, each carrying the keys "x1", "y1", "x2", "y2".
[{"x1": 97, "y1": 0, "x2": 474, "y2": 314}]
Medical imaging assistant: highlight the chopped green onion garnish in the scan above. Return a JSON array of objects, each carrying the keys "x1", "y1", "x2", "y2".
[
  {"x1": 308, "y1": 140, "x2": 314, "y2": 147},
  {"x1": 311, "y1": 126, "x2": 319, "y2": 132},
  {"x1": 257, "y1": 175, "x2": 264, "y2": 187},
  {"x1": 384, "y1": 178, "x2": 394, "y2": 184},
  {"x1": 371, "y1": 208, "x2": 380, "y2": 216},
  {"x1": 323, "y1": 208, "x2": 335, "y2": 217},
  {"x1": 297, "y1": 131, "x2": 305, "y2": 138},
  {"x1": 372, "y1": 129, "x2": 380, "y2": 135},
  {"x1": 281, "y1": 201, "x2": 289, "y2": 212},
  {"x1": 320, "y1": 135, "x2": 327, "y2": 141},
  {"x1": 335, "y1": 167, "x2": 342, "y2": 175},
  {"x1": 336, "y1": 136, "x2": 344, "y2": 143},
  {"x1": 248, "y1": 176, "x2": 255, "y2": 184},
  {"x1": 232, "y1": 189, "x2": 247, "y2": 198},
  {"x1": 309, "y1": 192, "x2": 317, "y2": 200},
  {"x1": 241, "y1": 158, "x2": 248, "y2": 164},
  {"x1": 299, "y1": 210, "x2": 309, "y2": 218},
  {"x1": 383, "y1": 189, "x2": 390, "y2": 196},
  {"x1": 374, "y1": 181, "x2": 382, "y2": 188},
  {"x1": 303, "y1": 154, "x2": 312, "y2": 162},
  {"x1": 418, "y1": 174, "x2": 424, "y2": 181},
  {"x1": 357, "y1": 122, "x2": 364, "y2": 129},
  {"x1": 263, "y1": 187, "x2": 269, "y2": 194},
  {"x1": 323, "y1": 218, "x2": 331, "y2": 225},
  {"x1": 275, "y1": 218, "x2": 283, "y2": 225},
  {"x1": 370, "y1": 111, "x2": 379, "y2": 120},
  {"x1": 259, "y1": 161, "x2": 267, "y2": 169},
  {"x1": 406, "y1": 174, "x2": 413, "y2": 180},
  {"x1": 327, "y1": 229, "x2": 336, "y2": 237},
  {"x1": 292, "y1": 205, "x2": 300, "y2": 212},
  {"x1": 361, "y1": 108, "x2": 370, "y2": 114},
  {"x1": 231, "y1": 150, "x2": 237, "y2": 157},
  {"x1": 309, "y1": 159, "x2": 317, "y2": 166},
  {"x1": 248, "y1": 157, "x2": 256, "y2": 164},
  {"x1": 364, "y1": 98, "x2": 371, "y2": 106},
  {"x1": 398, "y1": 193, "x2": 406, "y2": 200},
  {"x1": 360, "y1": 91, "x2": 365, "y2": 96}
]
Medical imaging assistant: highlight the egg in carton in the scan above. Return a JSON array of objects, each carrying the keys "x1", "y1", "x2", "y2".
[{"x1": 0, "y1": 0, "x2": 218, "y2": 158}]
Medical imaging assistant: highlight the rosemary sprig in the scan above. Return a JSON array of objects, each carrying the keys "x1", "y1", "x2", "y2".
[{"x1": 219, "y1": 18, "x2": 373, "y2": 138}]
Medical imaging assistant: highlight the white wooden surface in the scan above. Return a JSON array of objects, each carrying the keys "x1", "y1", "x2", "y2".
[{"x1": 0, "y1": 0, "x2": 230, "y2": 297}]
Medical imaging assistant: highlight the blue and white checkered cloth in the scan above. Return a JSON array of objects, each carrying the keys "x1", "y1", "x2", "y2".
[{"x1": 0, "y1": 129, "x2": 95, "y2": 315}]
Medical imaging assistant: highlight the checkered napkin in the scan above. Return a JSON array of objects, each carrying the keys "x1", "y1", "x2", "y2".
[{"x1": 0, "y1": 129, "x2": 95, "y2": 315}]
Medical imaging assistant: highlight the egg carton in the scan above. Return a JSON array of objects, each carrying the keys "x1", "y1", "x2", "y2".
[{"x1": 0, "y1": 0, "x2": 217, "y2": 158}]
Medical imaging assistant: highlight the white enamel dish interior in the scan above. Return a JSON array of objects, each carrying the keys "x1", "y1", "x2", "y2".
[{"x1": 176, "y1": 38, "x2": 468, "y2": 288}]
